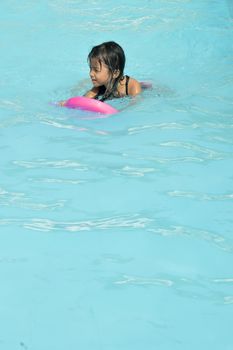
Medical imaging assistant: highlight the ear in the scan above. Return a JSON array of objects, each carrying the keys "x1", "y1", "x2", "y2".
[{"x1": 113, "y1": 69, "x2": 120, "y2": 78}]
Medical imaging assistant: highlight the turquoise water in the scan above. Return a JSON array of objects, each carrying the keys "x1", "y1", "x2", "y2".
[{"x1": 1, "y1": 1, "x2": 233, "y2": 349}]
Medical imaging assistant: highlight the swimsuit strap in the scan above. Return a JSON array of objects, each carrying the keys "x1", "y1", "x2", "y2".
[{"x1": 125, "y1": 75, "x2": 130, "y2": 95}]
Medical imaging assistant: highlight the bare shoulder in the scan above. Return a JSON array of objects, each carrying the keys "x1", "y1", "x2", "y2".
[
  {"x1": 128, "y1": 77, "x2": 142, "y2": 96},
  {"x1": 84, "y1": 86, "x2": 99, "y2": 99}
]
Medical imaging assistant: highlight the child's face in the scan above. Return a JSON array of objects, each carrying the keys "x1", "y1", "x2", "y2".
[{"x1": 89, "y1": 59, "x2": 111, "y2": 87}]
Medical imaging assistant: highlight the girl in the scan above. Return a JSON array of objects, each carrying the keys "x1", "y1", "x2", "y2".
[{"x1": 84, "y1": 41, "x2": 141, "y2": 101}]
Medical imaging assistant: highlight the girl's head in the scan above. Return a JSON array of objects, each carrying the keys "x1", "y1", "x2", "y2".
[{"x1": 88, "y1": 41, "x2": 126, "y2": 100}]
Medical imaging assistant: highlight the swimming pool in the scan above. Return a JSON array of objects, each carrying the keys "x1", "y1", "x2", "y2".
[{"x1": 1, "y1": 1, "x2": 233, "y2": 349}]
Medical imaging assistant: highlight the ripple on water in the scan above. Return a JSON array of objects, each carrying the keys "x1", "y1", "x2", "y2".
[
  {"x1": 112, "y1": 274, "x2": 233, "y2": 305},
  {"x1": 0, "y1": 214, "x2": 153, "y2": 232},
  {"x1": 0, "y1": 99, "x2": 23, "y2": 111},
  {"x1": 160, "y1": 141, "x2": 224, "y2": 160},
  {"x1": 0, "y1": 187, "x2": 66, "y2": 211},
  {"x1": 28, "y1": 177, "x2": 85, "y2": 185},
  {"x1": 48, "y1": 2, "x2": 198, "y2": 32},
  {"x1": 0, "y1": 212, "x2": 232, "y2": 254},
  {"x1": 113, "y1": 165, "x2": 156, "y2": 177},
  {"x1": 38, "y1": 114, "x2": 110, "y2": 135},
  {"x1": 128, "y1": 121, "x2": 233, "y2": 136},
  {"x1": 167, "y1": 190, "x2": 233, "y2": 201},
  {"x1": 13, "y1": 159, "x2": 89, "y2": 171},
  {"x1": 148, "y1": 225, "x2": 233, "y2": 253}
]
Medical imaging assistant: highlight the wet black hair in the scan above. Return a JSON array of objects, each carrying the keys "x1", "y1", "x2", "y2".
[{"x1": 88, "y1": 41, "x2": 126, "y2": 101}]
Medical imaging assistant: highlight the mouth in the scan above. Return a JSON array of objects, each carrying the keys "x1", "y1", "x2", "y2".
[{"x1": 92, "y1": 79, "x2": 100, "y2": 87}]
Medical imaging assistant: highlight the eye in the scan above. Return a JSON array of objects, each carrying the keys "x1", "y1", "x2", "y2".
[{"x1": 90, "y1": 66, "x2": 100, "y2": 73}]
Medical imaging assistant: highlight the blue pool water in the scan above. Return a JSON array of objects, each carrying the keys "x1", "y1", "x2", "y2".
[{"x1": 1, "y1": 1, "x2": 233, "y2": 349}]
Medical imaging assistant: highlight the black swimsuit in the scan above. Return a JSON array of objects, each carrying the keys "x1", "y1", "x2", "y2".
[
  {"x1": 95, "y1": 75, "x2": 130, "y2": 101},
  {"x1": 125, "y1": 75, "x2": 130, "y2": 96}
]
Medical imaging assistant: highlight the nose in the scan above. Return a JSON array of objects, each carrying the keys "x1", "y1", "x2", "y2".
[{"x1": 90, "y1": 68, "x2": 94, "y2": 78}]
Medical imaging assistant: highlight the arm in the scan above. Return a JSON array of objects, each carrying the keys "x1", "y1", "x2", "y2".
[
  {"x1": 128, "y1": 78, "x2": 142, "y2": 96},
  {"x1": 84, "y1": 86, "x2": 99, "y2": 99}
]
